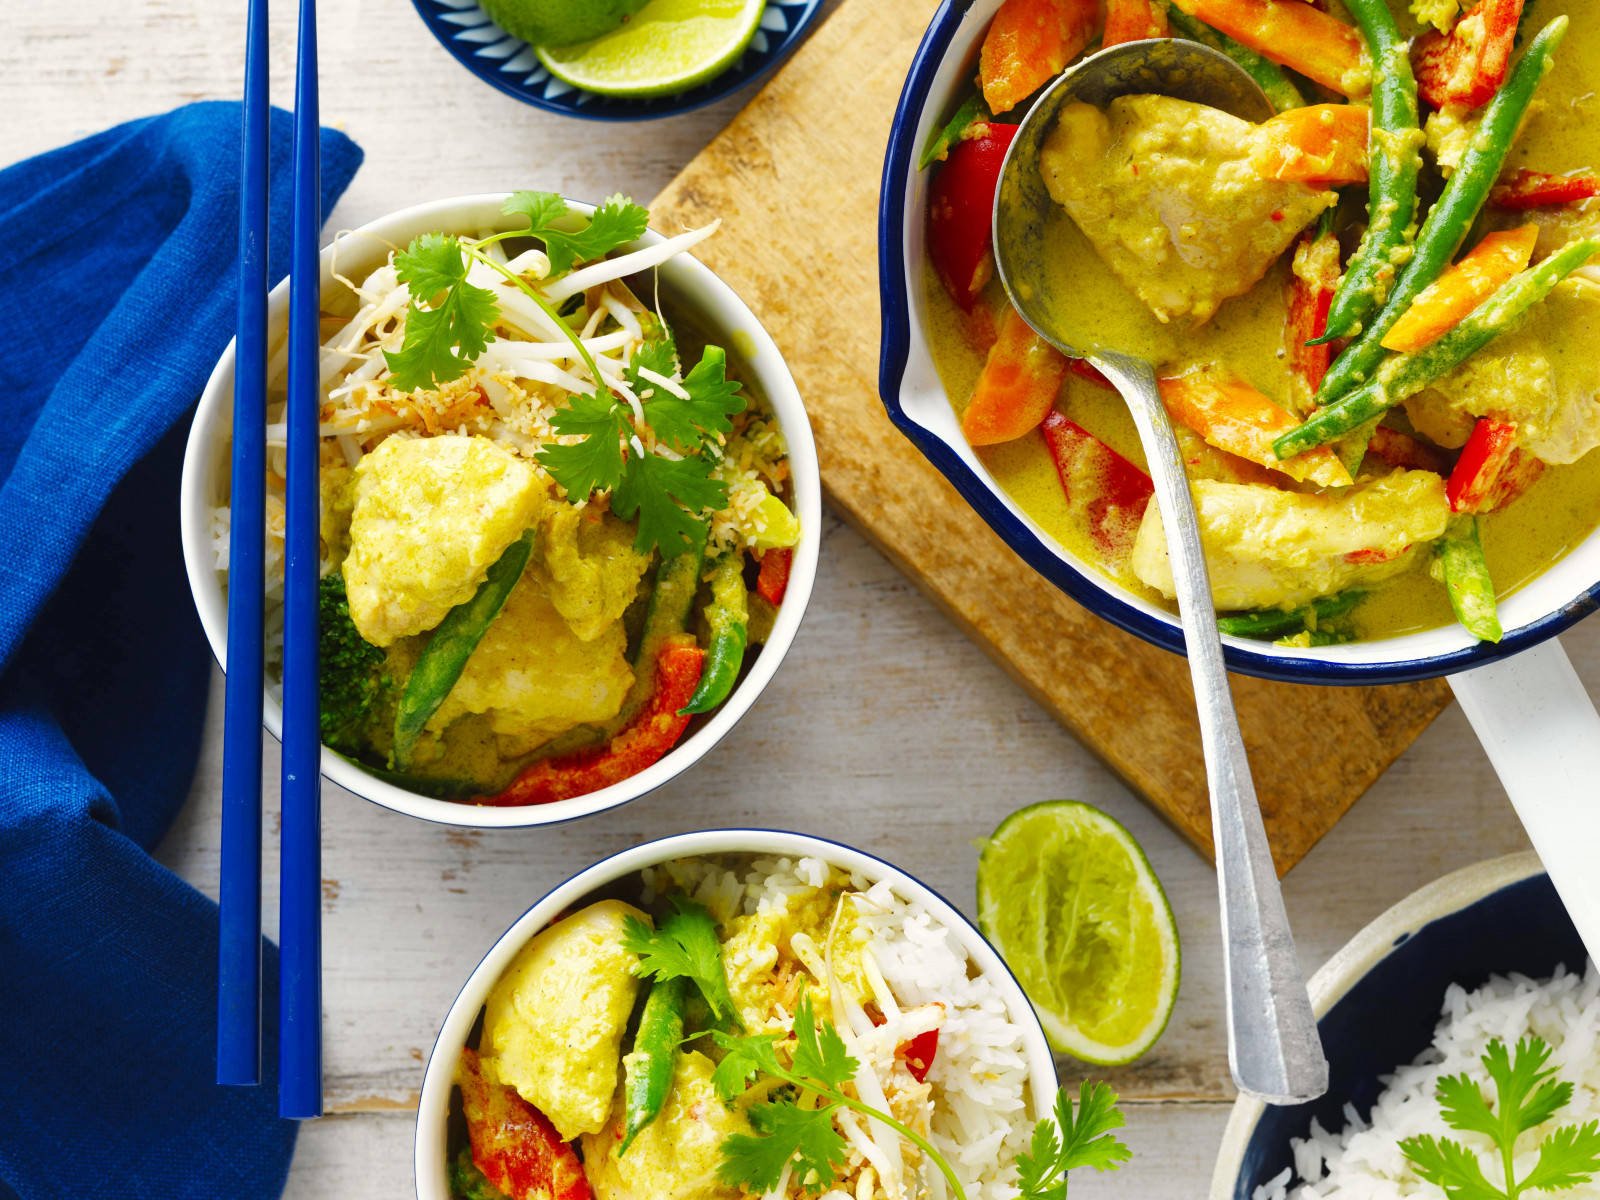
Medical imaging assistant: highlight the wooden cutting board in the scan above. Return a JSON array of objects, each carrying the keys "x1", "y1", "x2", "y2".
[{"x1": 650, "y1": 0, "x2": 1454, "y2": 873}]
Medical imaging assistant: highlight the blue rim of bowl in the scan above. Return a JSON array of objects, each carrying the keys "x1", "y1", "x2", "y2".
[
  {"x1": 876, "y1": 0, "x2": 1600, "y2": 686},
  {"x1": 414, "y1": 827, "x2": 1062, "y2": 1199},
  {"x1": 408, "y1": 0, "x2": 825, "y2": 122}
]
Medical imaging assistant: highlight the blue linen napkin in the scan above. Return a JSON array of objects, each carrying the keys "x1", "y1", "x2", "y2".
[{"x1": 0, "y1": 103, "x2": 361, "y2": 1200}]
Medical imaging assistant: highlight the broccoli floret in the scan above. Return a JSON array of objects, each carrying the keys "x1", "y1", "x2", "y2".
[
  {"x1": 448, "y1": 1147, "x2": 510, "y2": 1200},
  {"x1": 318, "y1": 572, "x2": 391, "y2": 755}
]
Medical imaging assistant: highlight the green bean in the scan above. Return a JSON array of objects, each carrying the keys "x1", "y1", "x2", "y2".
[
  {"x1": 1316, "y1": 17, "x2": 1569, "y2": 397},
  {"x1": 391, "y1": 530, "x2": 535, "y2": 769},
  {"x1": 620, "y1": 976, "x2": 688, "y2": 1156},
  {"x1": 1314, "y1": 0, "x2": 1422, "y2": 344},
  {"x1": 1436, "y1": 516, "x2": 1502, "y2": 642},
  {"x1": 1218, "y1": 590, "x2": 1366, "y2": 641},
  {"x1": 680, "y1": 553, "x2": 750, "y2": 715},
  {"x1": 1276, "y1": 236, "x2": 1599, "y2": 457},
  {"x1": 1166, "y1": 10, "x2": 1306, "y2": 114},
  {"x1": 918, "y1": 92, "x2": 990, "y2": 170}
]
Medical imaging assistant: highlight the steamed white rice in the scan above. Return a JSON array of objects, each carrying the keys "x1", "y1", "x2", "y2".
[
  {"x1": 1257, "y1": 962, "x2": 1600, "y2": 1200},
  {"x1": 641, "y1": 854, "x2": 1037, "y2": 1200}
]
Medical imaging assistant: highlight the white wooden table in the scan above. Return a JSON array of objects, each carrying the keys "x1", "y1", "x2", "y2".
[{"x1": 8, "y1": 3, "x2": 1599, "y2": 1196}]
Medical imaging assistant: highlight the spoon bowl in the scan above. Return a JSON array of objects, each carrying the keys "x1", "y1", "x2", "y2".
[
  {"x1": 993, "y1": 38, "x2": 1273, "y2": 357},
  {"x1": 990, "y1": 40, "x2": 1328, "y2": 1106}
]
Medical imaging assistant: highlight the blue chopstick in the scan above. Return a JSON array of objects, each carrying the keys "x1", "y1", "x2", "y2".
[
  {"x1": 217, "y1": 0, "x2": 270, "y2": 1090},
  {"x1": 279, "y1": 0, "x2": 324, "y2": 1121}
]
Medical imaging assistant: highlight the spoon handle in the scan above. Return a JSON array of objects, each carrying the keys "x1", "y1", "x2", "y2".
[{"x1": 1092, "y1": 352, "x2": 1329, "y2": 1106}]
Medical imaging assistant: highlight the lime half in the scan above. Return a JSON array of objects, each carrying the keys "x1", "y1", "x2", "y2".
[
  {"x1": 977, "y1": 801, "x2": 1180, "y2": 1064},
  {"x1": 535, "y1": 0, "x2": 767, "y2": 98}
]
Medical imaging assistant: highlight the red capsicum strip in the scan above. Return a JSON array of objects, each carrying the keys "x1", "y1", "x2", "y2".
[
  {"x1": 1040, "y1": 411, "x2": 1155, "y2": 559},
  {"x1": 457, "y1": 1049, "x2": 593, "y2": 1200},
  {"x1": 1447, "y1": 418, "x2": 1519, "y2": 513},
  {"x1": 1287, "y1": 228, "x2": 1341, "y2": 397},
  {"x1": 928, "y1": 123, "x2": 1020, "y2": 311},
  {"x1": 1413, "y1": 0, "x2": 1523, "y2": 111},
  {"x1": 1490, "y1": 169, "x2": 1600, "y2": 210},
  {"x1": 899, "y1": 1029, "x2": 940, "y2": 1083},
  {"x1": 757, "y1": 547, "x2": 793, "y2": 606},
  {"x1": 483, "y1": 640, "x2": 705, "y2": 807}
]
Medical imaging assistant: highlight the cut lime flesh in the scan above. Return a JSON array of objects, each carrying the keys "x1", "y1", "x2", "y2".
[
  {"x1": 535, "y1": 0, "x2": 766, "y2": 98},
  {"x1": 977, "y1": 800, "x2": 1181, "y2": 1065}
]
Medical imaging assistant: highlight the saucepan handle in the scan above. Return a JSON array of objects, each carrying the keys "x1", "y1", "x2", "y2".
[{"x1": 1449, "y1": 637, "x2": 1600, "y2": 958}]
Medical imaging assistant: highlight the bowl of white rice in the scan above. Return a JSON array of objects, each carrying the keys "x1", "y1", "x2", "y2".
[
  {"x1": 1211, "y1": 851, "x2": 1594, "y2": 1200},
  {"x1": 415, "y1": 828, "x2": 1059, "y2": 1200}
]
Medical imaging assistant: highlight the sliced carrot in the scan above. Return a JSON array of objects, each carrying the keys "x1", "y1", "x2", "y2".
[
  {"x1": 1104, "y1": 0, "x2": 1169, "y2": 45},
  {"x1": 1159, "y1": 369, "x2": 1353, "y2": 487},
  {"x1": 1251, "y1": 104, "x2": 1370, "y2": 185},
  {"x1": 960, "y1": 304, "x2": 1071, "y2": 446},
  {"x1": 979, "y1": 0, "x2": 1100, "y2": 114},
  {"x1": 1381, "y1": 226, "x2": 1537, "y2": 353},
  {"x1": 1168, "y1": 0, "x2": 1369, "y2": 95},
  {"x1": 1490, "y1": 169, "x2": 1600, "y2": 210}
]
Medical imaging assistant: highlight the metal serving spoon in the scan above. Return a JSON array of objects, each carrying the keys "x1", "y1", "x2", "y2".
[{"x1": 992, "y1": 38, "x2": 1329, "y2": 1105}]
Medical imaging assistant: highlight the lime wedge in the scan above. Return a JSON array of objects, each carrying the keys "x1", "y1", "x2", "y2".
[
  {"x1": 977, "y1": 800, "x2": 1180, "y2": 1064},
  {"x1": 535, "y1": 0, "x2": 767, "y2": 98},
  {"x1": 479, "y1": 0, "x2": 650, "y2": 47}
]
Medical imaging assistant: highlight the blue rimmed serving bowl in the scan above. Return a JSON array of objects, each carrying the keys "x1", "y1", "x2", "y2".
[
  {"x1": 412, "y1": 827, "x2": 1061, "y2": 1199},
  {"x1": 876, "y1": 0, "x2": 1600, "y2": 689},
  {"x1": 1209, "y1": 852, "x2": 1584, "y2": 1198},
  {"x1": 409, "y1": 0, "x2": 824, "y2": 121}
]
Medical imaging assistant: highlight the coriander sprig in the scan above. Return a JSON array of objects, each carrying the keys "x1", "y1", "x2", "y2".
[
  {"x1": 708, "y1": 994, "x2": 1131, "y2": 1200},
  {"x1": 1400, "y1": 1035, "x2": 1600, "y2": 1199},
  {"x1": 378, "y1": 191, "x2": 746, "y2": 558},
  {"x1": 621, "y1": 896, "x2": 741, "y2": 1026}
]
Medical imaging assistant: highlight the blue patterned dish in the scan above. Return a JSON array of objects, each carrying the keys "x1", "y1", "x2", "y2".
[{"x1": 409, "y1": 0, "x2": 824, "y2": 120}]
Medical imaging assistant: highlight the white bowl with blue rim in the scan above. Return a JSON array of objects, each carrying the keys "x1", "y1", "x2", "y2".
[
  {"x1": 877, "y1": 0, "x2": 1600, "y2": 955},
  {"x1": 1209, "y1": 852, "x2": 1581, "y2": 1198},
  {"x1": 412, "y1": 827, "x2": 1061, "y2": 1199},
  {"x1": 179, "y1": 193, "x2": 821, "y2": 829},
  {"x1": 410, "y1": 0, "x2": 824, "y2": 121}
]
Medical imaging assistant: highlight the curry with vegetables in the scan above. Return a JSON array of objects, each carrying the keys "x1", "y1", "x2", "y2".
[
  {"x1": 443, "y1": 853, "x2": 1130, "y2": 1200},
  {"x1": 923, "y1": 0, "x2": 1600, "y2": 646},
  {"x1": 223, "y1": 193, "x2": 801, "y2": 804}
]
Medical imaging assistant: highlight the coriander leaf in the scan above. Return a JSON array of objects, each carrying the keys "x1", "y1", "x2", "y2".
[
  {"x1": 1016, "y1": 1083, "x2": 1131, "y2": 1200},
  {"x1": 503, "y1": 191, "x2": 649, "y2": 276},
  {"x1": 619, "y1": 897, "x2": 740, "y2": 1024},
  {"x1": 1483, "y1": 1037, "x2": 1570, "y2": 1137},
  {"x1": 641, "y1": 345, "x2": 746, "y2": 454},
  {"x1": 790, "y1": 993, "x2": 857, "y2": 1090},
  {"x1": 719, "y1": 1100, "x2": 848, "y2": 1194},
  {"x1": 1399, "y1": 1134, "x2": 1503, "y2": 1198},
  {"x1": 614, "y1": 451, "x2": 726, "y2": 559},
  {"x1": 1519, "y1": 1120, "x2": 1600, "y2": 1194},
  {"x1": 623, "y1": 336, "x2": 680, "y2": 398},
  {"x1": 1016, "y1": 1115, "x2": 1067, "y2": 1200},
  {"x1": 537, "y1": 423, "x2": 627, "y2": 502},
  {"x1": 1437, "y1": 1072, "x2": 1501, "y2": 1142},
  {"x1": 383, "y1": 233, "x2": 499, "y2": 392},
  {"x1": 709, "y1": 1030, "x2": 784, "y2": 1103},
  {"x1": 1058, "y1": 1081, "x2": 1133, "y2": 1173},
  {"x1": 501, "y1": 190, "x2": 570, "y2": 237}
]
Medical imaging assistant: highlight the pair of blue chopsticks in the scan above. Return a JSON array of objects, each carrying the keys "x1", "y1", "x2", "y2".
[{"x1": 217, "y1": 0, "x2": 325, "y2": 1121}]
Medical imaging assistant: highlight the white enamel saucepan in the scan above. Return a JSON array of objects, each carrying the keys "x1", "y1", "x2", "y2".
[{"x1": 877, "y1": 3, "x2": 1600, "y2": 973}]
